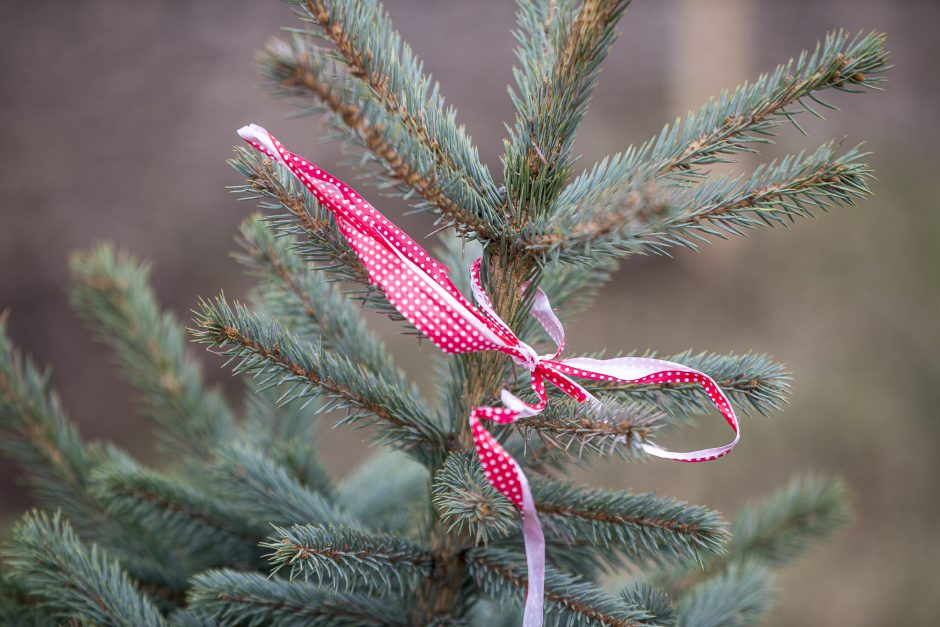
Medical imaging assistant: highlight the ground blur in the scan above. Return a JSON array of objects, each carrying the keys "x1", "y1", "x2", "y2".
[{"x1": 1, "y1": 1, "x2": 938, "y2": 624}]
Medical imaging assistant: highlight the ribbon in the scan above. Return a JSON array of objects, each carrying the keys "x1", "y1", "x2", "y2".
[{"x1": 238, "y1": 124, "x2": 740, "y2": 626}]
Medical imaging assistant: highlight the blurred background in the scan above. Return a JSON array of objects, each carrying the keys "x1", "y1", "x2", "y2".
[{"x1": 1, "y1": 1, "x2": 938, "y2": 624}]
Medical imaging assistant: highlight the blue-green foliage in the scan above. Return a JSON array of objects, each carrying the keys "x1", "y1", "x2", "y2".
[
  {"x1": 337, "y1": 449, "x2": 430, "y2": 535},
  {"x1": 206, "y1": 443, "x2": 354, "y2": 530},
  {"x1": 3, "y1": 511, "x2": 166, "y2": 627},
  {"x1": 70, "y1": 245, "x2": 236, "y2": 455},
  {"x1": 676, "y1": 562, "x2": 776, "y2": 627},
  {"x1": 187, "y1": 570, "x2": 403, "y2": 626},
  {"x1": 526, "y1": 29, "x2": 888, "y2": 262},
  {"x1": 504, "y1": 0, "x2": 631, "y2": 225},
  {"x1": 262, "y1": 523, "x2": 431, "y2": 595},
  {"x1": 0, "y1": 1, "x2": 879, "y2": 623},
  {"x1": 264, "y1": 0, "x2": 502, "y2": 238},
  {"x1": 90, "y1": 456, "x2": 262, "y2": 572},
  {"x1": 620, "y1": 583, "x2": 677, "y2": 626}
]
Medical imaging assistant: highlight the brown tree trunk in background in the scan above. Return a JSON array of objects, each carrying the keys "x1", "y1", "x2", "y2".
[
  {"x1": 671, "y1": 0, "x2": 755, "y2": 129},
  {"x1": 671, "y1": 0, "x2": 755, "y2": 267}
]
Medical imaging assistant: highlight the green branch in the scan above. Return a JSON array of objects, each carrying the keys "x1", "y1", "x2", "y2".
[
  {"x1": 0, "y1": 316, "x2": 100, "y2": 525},
  {"x1": 192, "y1": 296, "x2": 443, "y2": 462},
  {"x1": 207, "y1": 443, "x2": 354, "y2": 530},
  {"x1": 620, "y1": 583, "x2": 676, "y2": 626},
  {"x1": 644, "y1": 30, "x2": 887, "y2": 180},
  {"x1": 432, "y1": 451, "x2": 518, "y2": 544},
  {"x1": 290, "y1": 0, "x2": 501, "y2": 233},
  {"x1": 0, "y1": 319, "x2": 188, "y2": 595},
  {"x1": 658, "y1": 475, "x2": 851, "y2": 594},
  {"x1": 0, "y1": 574, "x2": 50, "y2": 626},
  {"x1": 262, "y1": 523, "x2": 432, "y2": 596},
  {"x1": 676, "y1": 562, "x2": 775, "y2": 627},
  {"x1": 242, "y1": 381, "x2": 334, "y2": 495},
  {"x1": 532, "y1": 478, "x2": 727, "y2": 567},
  {"x1": 338, "y1": 449, "x2": 430, "y2": 535},
  {"x1": 504, "y1": 0, "x2": 630, "y2": 223},
  {"x1": 518, "y1": 397, "x2": 668, "y2": 460},
  {"x1": 560, "y1": 29, "x2": 887, "y2": 198},
  {"x1": 526, "y1": 143, "x2": 875, "y2": 259},
  {"x1": 90, "y1": 458, "x2": 260, "y2": 572},
  {"x1": 259, "y1": 36, "x2": 497, "y2": 239},
  {"x1": 433, "y1": 451, "x2": 727, "y2": 568},
  {"x1": 70, "y1": 245, "x2": 235, "y2": 456},
  {"x1": 730, "y1": 475, "x2": 850, "y2": 566},
  {"x1": 187, "y1": 569, "x2": 404, "y2": 626},
  {"x1": 3, "y1": 511, "x2": 166, "y2": 627},
  {"x1": 653, "y1": 143, "x2": 873, "y2": 249},
  {"x1": 527, "y1": 30, "x2": 888, "y2": 261}
]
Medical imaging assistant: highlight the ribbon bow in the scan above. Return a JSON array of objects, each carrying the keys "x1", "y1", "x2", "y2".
[{"x1": 238, "y1": 124, "x2": 740, "y2": 626}]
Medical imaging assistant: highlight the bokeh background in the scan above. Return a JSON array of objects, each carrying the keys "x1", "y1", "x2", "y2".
[{"x1": 2, "y1": 1, "x2": 938, "y2": 624}]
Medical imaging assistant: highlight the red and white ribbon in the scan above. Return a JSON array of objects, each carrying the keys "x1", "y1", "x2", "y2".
[{"x1": 238, "y1": 124, "x2": 740, "y2": 626}]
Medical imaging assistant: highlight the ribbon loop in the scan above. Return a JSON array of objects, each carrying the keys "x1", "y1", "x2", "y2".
[{"x1": 528, "y1": 285, "x2": 566, "y2": 359}]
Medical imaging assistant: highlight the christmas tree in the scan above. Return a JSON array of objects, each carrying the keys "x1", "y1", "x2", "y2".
[{"x1": 0, "y1": 1, "x2": 887, "y2": 624}]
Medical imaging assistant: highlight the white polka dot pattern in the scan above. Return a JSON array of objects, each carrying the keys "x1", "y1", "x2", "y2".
[
  {"x1": 238, "y1": 124, "x2": 518, "y2": 357},
  {"x1": 238, "y1": 124, "x2": 744, "y2": 627}
]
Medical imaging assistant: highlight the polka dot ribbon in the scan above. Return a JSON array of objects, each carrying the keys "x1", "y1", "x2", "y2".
[{"x1": 238, "y1": 124, "x2": 740, "y2": 627}]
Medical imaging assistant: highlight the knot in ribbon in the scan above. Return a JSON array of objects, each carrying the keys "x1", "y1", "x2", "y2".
[{"x1": 238, "y1": 124, "x2": 741, "y2": 627}]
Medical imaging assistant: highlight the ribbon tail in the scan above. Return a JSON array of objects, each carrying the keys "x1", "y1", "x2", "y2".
[
  {"x1": 470, "y1": 409, "x2": 545, "y2": 626},
  {"x1": 519, "y1": 469, "x2": 544, "y2": 627},
  {"x1": 470, "y1": 369, "x2": 548, "y2": 627}
]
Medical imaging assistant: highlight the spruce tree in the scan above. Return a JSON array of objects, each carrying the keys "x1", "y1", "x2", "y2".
[{"x1": 0, "y1": 1, "x2": 886, "y2": 625}]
